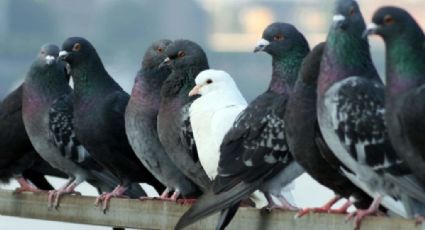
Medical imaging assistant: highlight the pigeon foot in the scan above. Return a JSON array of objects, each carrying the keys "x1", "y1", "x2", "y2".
[
  {"x1": 95, "y1": 185, "x2": 128, "y2": 213},
  {"x1": 345, "y1": 195, "x2": 382, "y2": 230},
  {"x1": 14, "y1": 177, "x2": 45, "y2": 194}
]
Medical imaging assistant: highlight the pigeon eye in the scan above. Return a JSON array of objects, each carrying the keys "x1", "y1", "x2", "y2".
[
  {"x1": 273, "y1": 34, "x2": 284, "y2": 41},
  {"x1": 157, "y1": 47, "x2": 164, "y2": 53},
  {"x1": 384, "y1": 15, "x2": 394, "y2": 25},
  {"x1": 206, "y1": 79, "x2": 213, "y2": 84},
  {"x1": 348, "y1": 7, "x2": 355, "y2": 16},
  {"x1": 177, "y1": 51, "x2": 185, "y2": 58},
  {"x1": 72, "y1": 43, "x2": 81, "y2": 52},
  {"x1": 40, "y1": 51, "x2": 45, "y2": 55}
]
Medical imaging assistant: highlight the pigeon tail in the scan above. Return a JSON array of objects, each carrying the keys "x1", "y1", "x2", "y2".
[
  {"x1": 216, "y1": 202, "x2": 240, "y2": 230},
  {"x1": 175, "y1": 180, "x2": 261, "y2": 230}
]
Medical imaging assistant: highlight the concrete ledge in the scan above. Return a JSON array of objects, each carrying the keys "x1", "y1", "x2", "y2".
[{"x1": 0, "y1": 189, "x2": 421, "y2": 230}]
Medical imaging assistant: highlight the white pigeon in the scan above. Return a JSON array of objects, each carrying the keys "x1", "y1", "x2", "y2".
[
  {"x1": 189, "y1": 69, "x2": 296, "y2": 208},
  {"x1": 189, "y1": 69, "x2": 247, "y2": 179}
]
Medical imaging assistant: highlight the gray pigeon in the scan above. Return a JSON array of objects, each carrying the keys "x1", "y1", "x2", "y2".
[
  {"x1": 22, "y1": 44, "x2": 124, "y2": 208},
  {"x1": 125, "y1": 39, "x2": 202, "y2": 200},
  {"x1": 0, "y1": 84, "x2": 66, "y2": 192},
  {"x1": 285, "y1": 42, "x2": 385, "y2": 218},
  {"x1": 175, "y1": 22, "x2": 309, "y2": 230},
  {"x1": 157, "y1": 40, "x2": 211, "y2": 192},
  {"x1": 365, "y1": 6, "x2": 425, "y2": 190},
  {"x1": 317, "y1": 0, "x2": 425, "y2": 227}
]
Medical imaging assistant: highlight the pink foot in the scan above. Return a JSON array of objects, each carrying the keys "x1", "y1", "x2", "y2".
[
  {"x1": 47, "y1": 188, "x2": 81, "y2": 209},
  {"x1": 345, "y1": 195, "x2": 382, "y2": 229},
  {"x1": 160, "y1": 188, "x2": 171, "y2": 199},
  {"x1": 95, "y1": 185, "x2": 128, "y2": 213},
  {"x1": 14, "y1": 177, "x2": 45, "y2": 194},
  {"x1": 296, "y1": 197, "x2": 350, "y2": 218}
]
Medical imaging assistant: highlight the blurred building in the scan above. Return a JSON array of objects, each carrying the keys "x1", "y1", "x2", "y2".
[{"x1": 0, "y1": 0, "x2": 424, "y2": 100}]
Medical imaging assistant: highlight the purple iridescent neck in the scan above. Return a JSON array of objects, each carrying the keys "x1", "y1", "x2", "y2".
[{"x1": 129, "y1": 68, "x2": 169, "y2": 114}]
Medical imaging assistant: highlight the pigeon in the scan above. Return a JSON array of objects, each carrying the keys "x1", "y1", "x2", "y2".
[
  {"x1": 125, "y1": 39, "x2": 202, "y2": 200},
  {"x1": 188, "y1": 69, "x2": 273, "y2": 229},
  {"x1": 59, "y1": 37, "x2": 164, "y2": 211},
  {"x1": 0, "y1": 84, "x2": 65, "y2": 192},
  {"x1": 364, "y1": 6, "x2": 425, "y2": 191},
  {"x1": 175, "y1": 22, "x2": 309, "y2": 230},
  {"x1": 188, "y1": 69, "x2": 247, "y2": 180},
  {"x1": 316, "y1": 0, "x2": 425, "y2": 227},
  {"x1": 157, "y1": 39, "x2": 211, "y2": 192},
  {"x1": 22, "y1": 44, "x2": 127, "y2": 208},
  {"x1": 285, "y1": 42, "x2": 386, "y2": 217}
]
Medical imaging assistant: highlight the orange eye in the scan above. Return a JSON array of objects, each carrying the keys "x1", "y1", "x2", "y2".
[
  {"x1": 157, "y1": 47, "x2": 163, "y2": 53},
  {"x1": 72, "y1": 43, "x2": 81, "y2": 52},
  {"x1": 273, "y1": 34, "x2": 284, "y2": 41},
  {"x1": 206, "y1": 79, "x2": 212, "y2": 84},
  {"x1": 349, "y1": 7, "x2": 355, "y2": 16},
  {"x1": 177, "y1": 51, "x2": 185, "y2": 57},
  {"x1": 384, "y1": 15, "x2": 394, "y2": 25}
]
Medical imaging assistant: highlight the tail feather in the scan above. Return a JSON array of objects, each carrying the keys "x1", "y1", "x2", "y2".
[
  {"x1": 216, "y1": 202, "x2": 240, "y2": 230},
  {"x1": 175, "y1": 180, "x2": 261, "y2": 230}
]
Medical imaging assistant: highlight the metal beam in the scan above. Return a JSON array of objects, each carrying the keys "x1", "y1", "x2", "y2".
[{"x1": 0, "y1": 189, "x2": 421, "y2": 230}]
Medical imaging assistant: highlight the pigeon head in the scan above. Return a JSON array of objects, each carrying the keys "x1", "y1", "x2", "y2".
[
  {"x1": 188, "y1": 69, "x2": 237, "y2": 97},
  {"x1": 59, "y1": 37, "x2": 100, "y2": 67},
  {"x1": 142, "y1": 39, "x2": 172, "y2": 70},
  {"x1": 364, "y1": 7, "x2": 423, "y2": 43},
  {"x1": 37, "y1": 44, "x2": 59, "y2": 66},
  {"x1": 160, "y1": 39, "x2": 209, "y2": 71},
  {"x1": 254, "y1": 22, "x2": 309, "y2": 59},
  {"x1": 331, "y1": 0, "x2": 365, "y2": 33}
]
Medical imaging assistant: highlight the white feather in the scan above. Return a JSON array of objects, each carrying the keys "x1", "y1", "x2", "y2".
[
  {"x1": 190, "y1": 69, "x2": 271, "y2": 207},
  {"x1": 190, "y1": 69, "x2": 247, "y2": 179}
]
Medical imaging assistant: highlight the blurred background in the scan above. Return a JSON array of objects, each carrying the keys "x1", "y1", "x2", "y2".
[{"x1": 0, "y1": 0, "x2": 424, "y2": 229}]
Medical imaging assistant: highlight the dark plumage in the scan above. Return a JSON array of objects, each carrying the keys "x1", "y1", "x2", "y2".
[
  {"x1": 285, "y1": 42, "x2": 384, "y2": 216},
  {"x1": 157, "y1": 39, "x2": 211, "y2": 192},
  {"x1": 125, "y1": 40, "x2": 201, "y2": 200},
  {"x1": 365, "y1": 6, "x2": 425, "y2": 191},
  {"x1": 317, "y1": 0, "x2": 425, "y2": 226},
  {"x1": 0, "y1": 84, "x2": 65, "y2": 191},
  {"x1": 22, "y1": 44, "x2": 130, "y2": 208},
  {"x1": 59, "y1": 37, "x2": 164, "y2": 211},
  {"x1": 176, "y1": 22, "x2": 309, "y2": 230}
]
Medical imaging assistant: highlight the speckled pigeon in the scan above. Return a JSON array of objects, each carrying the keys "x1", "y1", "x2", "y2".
[
  {"x1": 175, "y1": 22, "x2": 309, "y2": 230},
  {"x1": 22, "y1": 44, "x2": 128, "y2": 209},
  {"x1": 316, "y1": 0, "x2": 425, "y2": 227}
]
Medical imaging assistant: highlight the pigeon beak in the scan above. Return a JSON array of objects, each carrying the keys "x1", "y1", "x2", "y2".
[
  {"x1": 45, "y1": 55, "x2": 55, "y2": 65},
  {"x1": 254, "y1": 38, "x2": 270, "y2": 53},
  {"x1": 332, "y1": 14, "x2": 348, "y2": 30},
  {"x1": 159, "y1": 57, "x2": 171, "y2": 69},
  {"x1": 58, "y1": 50, "x2": 69, "y2": 61},
  {"x1": 362, "y1": 23, "x2": 379, "y2": 39},
  {"x1": 188, "y1": 85, "x2": 202, "y2": 97}
]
